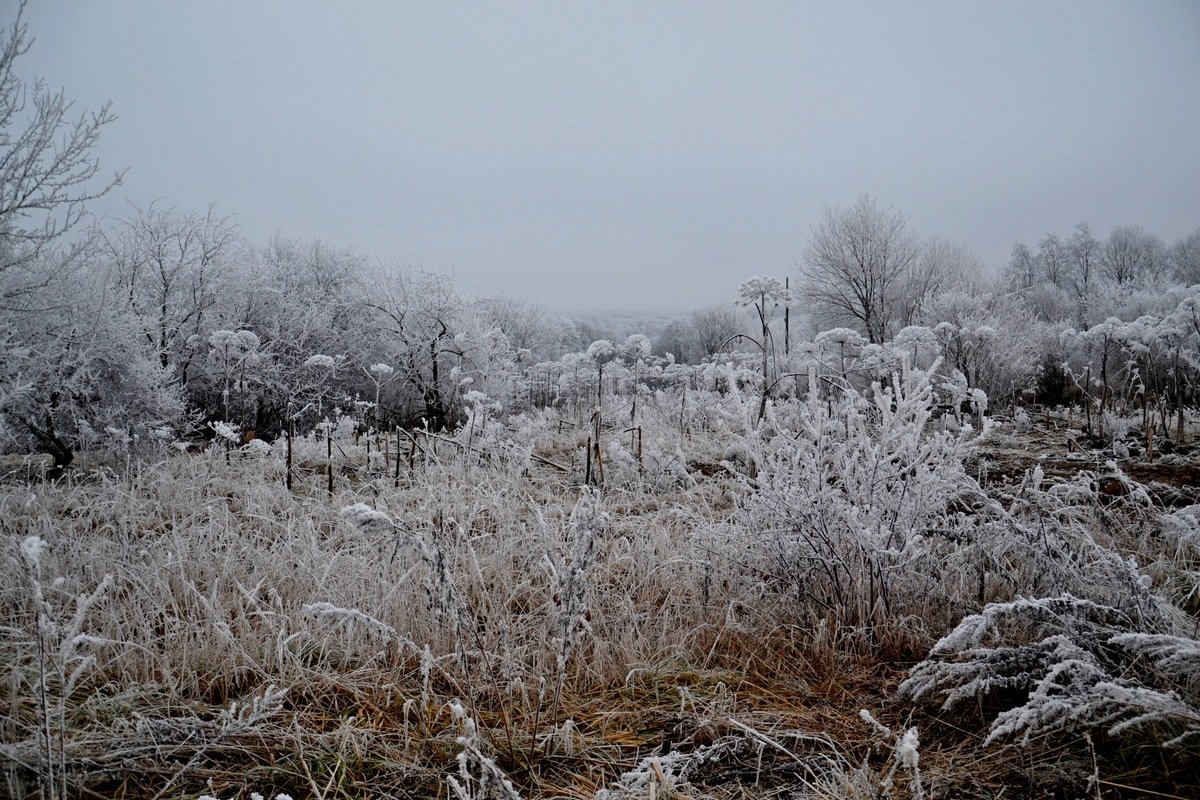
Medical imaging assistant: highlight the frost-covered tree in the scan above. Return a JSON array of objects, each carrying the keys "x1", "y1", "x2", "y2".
[
  {"x1": 233, "y1": 235, "x2": 370, "y2": 434},
  {"x1": 799, "y1": 195, "x2": 921, "y2": 343},
  {"x1": 921, "y1": 284, "x2": 1044, "y2": 407},
  {"x1": 0, "y1": 1, "x2": 122, "y2": 309},
  {"x1": 1038, "y1": 232, "x2": 1071, "y2": 289},
  {"x1": 1006, "y1": 242, "x2": 1038, "y2": 292},
  {"x1": 474, "y1": 295, "x2": 573, "y2": 362},
  {"x1": 1, "y1": 266, "x2": 185, "y2": 470},
  {"x1": 1068, "y1": 221, "x2": 1101, "y2": 326},
  {"x1": 367, "y1": 268, "x2": 470, "y2": 430},
  {"x1": 1169, "y1": 229, "x2": 1200, "y2": 285},
  {"x1": 0, "y1": 2, "x2": 184, "y2": 469},
  {"x1": 892, "y1": 237, "x2": 979, "y2": 330},
  {"x1": 690, "y1": 303, "x2": 742, "y2": 360},
  {"x1": 654, "y1": 304, "x2": 743, "y2": 364},
  {"x1": 1102, "y1": 225, "x2": 1164, "y2": 286},
  {"x1": 101, "y1": 203, "x2": 239, "y2": 382}
]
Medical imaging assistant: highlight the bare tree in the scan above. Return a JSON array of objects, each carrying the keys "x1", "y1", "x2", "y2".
[
  {"x1": 102, "y1": 204, "x2": 238, "y2": 383},
  {"x1": 798, "y1": 195, "x2": 920, "y2": 343},
  {"x1": 690, "y1": 303, "x2": 742, "y2": 359},
  {"x1": 1169, "y1": 229, "x2": 1200, "y2": 285},
  {"x1": 0, "y1": 1, "x2": 122, "y2": 308},
  {"x1": 1068, "y1": 222, "x2": 1100, "y2": 326},
  {"x1": 897, "y1": 237, "x2": 979, "y2": 328},
  {"x1": 1102, "y1": 224, "x2": 1164, "y2": 286}
]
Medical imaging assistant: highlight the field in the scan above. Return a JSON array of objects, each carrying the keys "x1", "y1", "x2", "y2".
[
  {"x1": 4, "y1": 2, "x2": 1200, "y2": 797},
  {"x1": 3, "y1": 367, "x2": 1198, "y2": 800}
]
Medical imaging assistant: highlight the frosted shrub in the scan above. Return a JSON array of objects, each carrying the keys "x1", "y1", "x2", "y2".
[
  {"x1": 603, "y1": 439, "x2": 640, "y2": 483},
  {"x1": 995, "y1": 464, "x2": 1166, "y2": 625},
  {"x1": 241, "y1": 437, "x2": 272, "y2": 457},
  {"x1": 339, "y1": 502, "x2": 395, "y2": 536},
  {"x1": 454, "y1": 392, "x2": 534, "y2": 474},
  {"x1": 736, "y1": 362, "x2": 987, "y2": 630},
  {"x1": 901, "y1": 595, "x2": 1200, "y2": 748},
  {"x1": 640, "y1": 438, "x2": 696, "y2": 489},
  {"x1": 735, "y1": 354, "x2": 1170, "y2": 639},
  {"x1": 1159, "y1": 505, "x2": 1200, "y2": 561},
  {"x1": 1098, "y1": 410, "x2": 1133, "y2": 445}
]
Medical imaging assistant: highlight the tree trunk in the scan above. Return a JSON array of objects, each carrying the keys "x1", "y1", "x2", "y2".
[{"x1": 22, "y1": 412, "x2": 74, "y2": 480}]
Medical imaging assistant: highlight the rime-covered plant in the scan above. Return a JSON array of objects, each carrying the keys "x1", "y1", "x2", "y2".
[
  {"x1": 738, "y1": 276, "x2": 790, "y2": 310},
  {"x1": 209, "y1": 419, "x2": 240, "y2": 445},
  {"x1": 737, "y1": 276, "x2": 790, "y2": 422},
  {"x1": 364, "y1": 361, "x2": 394, "y2": 431},
  {"x1": 737, "y1": 359, "x2": 986, "y2": 627},
  {"x1": 339, "y1": 502, "x2": 395, "y2": 537},
  {"x1": 585, "y1": 339, "x2": 618, "y2": 407},
  {"x1": 900, "y1": 595, "x2": 1200, "y2": 748},
  {"x1": 12, "y1": 535, "x2": 113, "y2": 800},
  {"x1": 303, "y1": 354, "x2": 338, "y2": 370},
  {"x1": 541, "y1": 491, "x2": 603, "y2": 729},
  {"x1": 859, "y1": 710, "x2": 923, "y2": 799},
  {"x1": 208, "y1": 329, "x2": 261, "y2": 424},
  {"x1": 813, "y1": 326, "x2": 865, "y2": 383},
  {"x1": 447, "y1": 701, "x2": 523, "y2": 800},
  {"x1": 302, "y1": 601, "x2": 398, "y2": 642}
]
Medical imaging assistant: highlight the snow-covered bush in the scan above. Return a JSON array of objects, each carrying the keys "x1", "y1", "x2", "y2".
[
  {"x1": 901, "y1": 595, "x2": 1200, "y2": 748},
  {"x1": 733, "y1": 361, "x2": 987, "y2": 630},
  {"x1": 733, "y1": 353, "x2": 1168, "y2": 640}
]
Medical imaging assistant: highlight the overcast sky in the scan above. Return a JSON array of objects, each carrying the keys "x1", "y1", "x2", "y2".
[{"x1": 19, "y1": 1, "x2": 1200, "y2": 311}]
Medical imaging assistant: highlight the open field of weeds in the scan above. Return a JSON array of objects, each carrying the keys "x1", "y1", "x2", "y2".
[{"x1": 2, "y1": 377, "x2": 1199, "y2": 800}]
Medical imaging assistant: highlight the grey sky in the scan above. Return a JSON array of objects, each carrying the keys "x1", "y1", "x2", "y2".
[{"x1": 20, "y1": 1, "x2": 1200, "y2": 311}]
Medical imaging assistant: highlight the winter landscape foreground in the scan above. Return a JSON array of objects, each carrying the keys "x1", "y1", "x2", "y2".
[{"x1": 4, "y1": 331, "x2": 1200, "y2": 799}]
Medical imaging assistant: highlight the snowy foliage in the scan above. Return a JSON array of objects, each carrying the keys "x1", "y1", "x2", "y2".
[
  {"x1": 901, "y1": 596, "x2": 1200, "y2": 747},
  {"x1": 735, "y1": 361, "x2": 990, "y2": 627},
  {"x1": 339, "y1": 502, "x2": 395, "y2": 535},
  {"x1": 737, "y1": 276, "x2": 790, "y2": 308},
  {"x1": 302, "y1": 354, "x2": 338, "y2": 370}
]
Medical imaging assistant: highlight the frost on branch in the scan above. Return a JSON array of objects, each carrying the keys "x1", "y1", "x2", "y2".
[{"x1": 900, "y1": 595, "x2": 1200, "y2": 748}]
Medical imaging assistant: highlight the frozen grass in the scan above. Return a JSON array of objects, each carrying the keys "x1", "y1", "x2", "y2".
[{"x1": 1, "y1": 380, "x2": 1197, "y2": 798}]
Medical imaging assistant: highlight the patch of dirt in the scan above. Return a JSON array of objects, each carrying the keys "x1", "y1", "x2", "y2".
[{"x1": 978, "y1": 416, "x2": 1200, "y2": 507}]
